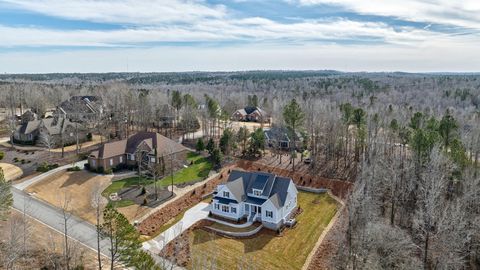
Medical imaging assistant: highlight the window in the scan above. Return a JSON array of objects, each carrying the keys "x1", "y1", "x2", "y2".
[
  {"x1": 150, "y1": 157, "x2": 156, "y2": 162},
  {"x1": 109, "y1": 159, "x2": 113, "y2": 166},
  {"x1": 231, "y1": 207, "x2": 237, "y2": 214},
  {"x1": 223, "y1": 191, "x2": 230, "y2": 198},
  {"x1": 128, "y1": 154, "x2": 135, "y2": 161},
  {"x1": 253, "y1": 189, "x2": 262, "y2": 196},
  {"x1": 119, "y1": 156, "x2": 123, "y2": 163},
  {"x1": 215, "y1": 204, "x2": 220, "y2": 210},
  {"x1": 221, "y1": 205, "x2": 229, "y2": 213},
  {"x1": 266, "y1": 211, "x2": 273, "y2": 218},
  {"x1": 91, "y1": 160, "x2": 96, "y2": 167}
]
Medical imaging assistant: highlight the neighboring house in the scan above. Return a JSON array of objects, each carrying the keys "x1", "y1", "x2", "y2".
[
  {"x1": 264, "y1": 126, "x2": 303, "y2": 150},
  {"x1": 232, "y1": 106, "x2": 268, "y2": 122},
  {"x1": 14, "y1": 116, "x2": 87, "y2": 146},
  {"x1": 211, "y1": 170, "x2": 298, "y2": 230},
  {"x1": 88, "y1": 131, "x2": 189, "y2": 172},
  {"x1": 55, "y1": 95, "x2": 104, "y2": 123},
  {"x1": 13, "y1": 119, "x2": 41, "y2": 145},
  {"x1": 156, "y1": 104, "x2": 176, "y2": 128}
]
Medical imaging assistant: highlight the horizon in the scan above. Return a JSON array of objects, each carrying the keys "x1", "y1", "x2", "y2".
[{"x1": 1, "y1": 0, "x2": 480, "y2": 73}]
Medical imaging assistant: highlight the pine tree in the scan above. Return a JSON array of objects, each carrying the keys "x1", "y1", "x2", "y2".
[{"x1": 0, "y1": 168, "x2": 13, "y2": 221}]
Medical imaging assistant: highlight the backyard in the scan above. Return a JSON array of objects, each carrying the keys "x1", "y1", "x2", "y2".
[
  {"x1": 102, "y1": 152, "x2": 213, "y2": 207},
  {"x1": 188, "y1": 191, "x2": 338, "y2": 270}
]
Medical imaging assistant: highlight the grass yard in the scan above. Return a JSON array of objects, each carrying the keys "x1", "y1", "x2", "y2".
[
  {"x1": 189, "y1": 192, "x2": 338, "y2": 270},
  {"x1": 157, "y1": 152, "x2": 213, "y2": 187},
  {"x1": 101, "y1": 152, "x2": 212, "y2": 207}
]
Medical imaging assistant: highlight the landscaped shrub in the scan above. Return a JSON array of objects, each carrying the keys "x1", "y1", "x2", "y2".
[
  {"x1": 86, "y1": 133, "x2": 93, "y2": 141},
  {"x1": 67, "y1": 166, "x2": 81, "y2": 172},
  {"x1": 0, "y1": 151, "x2": 4, "y2": 160},
  {"x1": 104, "y1": 168, "x2": 113, "y2": 174},
  {"x1": 84, "y1": 163, "x2": 90, "y2": 170},
  {"x1": 13, "y1": 157, "x2": 18, "y2": 162},
  {"x1": 96, "y1": 167, "x2": 104, "y2": 174},
  {"x1": 21, "y1": 159, "x2": 26, "y2": 164},
  {"x1": 36, "y1": 162, "x2": 59, "y2": 172}
]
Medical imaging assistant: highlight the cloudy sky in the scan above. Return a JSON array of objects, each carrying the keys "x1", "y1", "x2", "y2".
[{"x1": 0, "y1": 0, "x2": 479, "y2": 73}]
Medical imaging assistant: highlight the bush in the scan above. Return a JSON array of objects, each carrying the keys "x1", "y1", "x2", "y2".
[
  {"x1": 36, "y1": 162, "x2": 59, "y2": 172},
  {"x1": 84, "y1": 163, "x2": 90, "y2": 170},
  {"x1": 86, "y1": 133, "x2": 93, "y2": 141},
  {"x1": 21, "y1": 159, "x2": 26, "y2": 164},
  {"x1": 13, "y1": 157, "x2": 18, "y2": 162},
  {"x1": 0, "y1": 151, "x2": 4, "y2": 160},
  {"x1": 67, "y1": 166, "x2": 81, "y2": 172},
  {"x1": 104, "y1": 168, "x2": 113, "y2": 174},
  {"x1": 96, "y1": 167, "x2": 104, "y2": 174}
]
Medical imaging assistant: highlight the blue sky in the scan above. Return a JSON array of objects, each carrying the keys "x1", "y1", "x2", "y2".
[{"x1": 0, "y1": 0, "x2": 479, "y2": 73}]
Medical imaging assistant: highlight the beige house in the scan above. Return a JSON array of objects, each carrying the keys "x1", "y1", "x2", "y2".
[{"x1": 88, "y1": 131, "x2": 189, "y2": 172}]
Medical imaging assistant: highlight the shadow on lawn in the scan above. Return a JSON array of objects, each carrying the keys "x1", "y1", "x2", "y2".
[
  {"x1": 243, "y1": 229, "x2": 275, "y2": 253},
  {"x1": 60, "y1": 171, "x2": 93, "y2": 188}
]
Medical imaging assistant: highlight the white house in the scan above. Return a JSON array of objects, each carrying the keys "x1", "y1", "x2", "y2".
[{"x1": 211, "y1": 170, "x2": 298, "y2": 230}]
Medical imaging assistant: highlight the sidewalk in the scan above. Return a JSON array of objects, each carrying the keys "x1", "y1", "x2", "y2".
[
  {"x1": 142, "y1": 202, "x2": 210, "y2": 252},
  {"x1": 13, "y1": 160, "x2": 88, "y2": 190}
]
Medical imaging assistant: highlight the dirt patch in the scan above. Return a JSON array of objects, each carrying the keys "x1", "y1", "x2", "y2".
[
  {"x1": 119, "y1": 185, "x2": 172, "y2": 207},
  {"x1": 0, "y1": 162, "x2": 23, "y2": 181},
  {"x1": 159, "y1": 220, "x2": 211, "y2": 267},
  {"x1": 117, "y1": 204, "x2": 151, "y2": 223},
  {"x1": 137, "y1": 165, "x2": 235, "y2": 236},
  {"x1": 236, "y1": 160, "x2": 353, "y2": 199},
  {"x1": 25, "y1": 170, "x2": 112, "y2": 224},
  {"x1": 306, "y1": 207, "x2": 348, "y2": 270}
]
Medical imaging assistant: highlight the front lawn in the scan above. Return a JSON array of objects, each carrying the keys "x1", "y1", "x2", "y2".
[
  {"x1": 189, "y1": 192, "x2": 338, "y2": 270},
  {"x1": 101, "y1": 152, "x2": 213, "y2": 207},
  {"x1": 157, "y1": 152, "x2": 213, "y2": 187}
]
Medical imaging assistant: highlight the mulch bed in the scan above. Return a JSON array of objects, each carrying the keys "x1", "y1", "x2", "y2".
[
  {"x1": 119, "y1": 185, "x2": 172, "y2": 207},
  {"x1": 139, "y1": 159, "x2": 353, "y2": 269},
  {"x1": 236, "y1": 160, "x2": 353, "y2": 199}
]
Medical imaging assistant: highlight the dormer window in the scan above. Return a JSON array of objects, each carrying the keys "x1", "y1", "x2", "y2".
[
  {"x1": 253, "y1": 189, "x2": 262, "y2": 196},
  {"x1": 223, "y1": 191, "x2": 230, "y2": 198}
]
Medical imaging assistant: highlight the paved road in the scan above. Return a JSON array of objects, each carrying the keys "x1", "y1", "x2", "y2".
[
  {"x1": 14, "y1": 160, "x2": 88, "y2": 191},
  {"x1": 12, "y1": 187, "x2": 111, "y2": 255}
]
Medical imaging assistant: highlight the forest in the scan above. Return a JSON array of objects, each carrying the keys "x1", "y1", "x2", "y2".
[{"x1": 0, "y1": 71, "x2": 479, "y2": 269}]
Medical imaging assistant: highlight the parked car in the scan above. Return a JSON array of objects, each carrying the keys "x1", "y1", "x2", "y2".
[{"x1": 304, "y1": 157, "x2": 312, "y2": 164}]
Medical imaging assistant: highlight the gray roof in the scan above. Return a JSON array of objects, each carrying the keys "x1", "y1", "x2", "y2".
[
  {"x1": 264, "y1": 126, "x2": 301, "y2": 142},
  {"x1": 217, "y1": 170, "x2": 294, "y2": 207},
  {"x1": 16, "y1": 120, "x2": 41, "y2": 135}
]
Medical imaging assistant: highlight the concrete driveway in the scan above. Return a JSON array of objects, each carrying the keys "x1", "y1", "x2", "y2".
[
  {"x1": 143, "y1": 202, "x2": 210, "y2": 253},
  {"x1": 14, "y1": 160, "x2": 88, "y2": 191}
]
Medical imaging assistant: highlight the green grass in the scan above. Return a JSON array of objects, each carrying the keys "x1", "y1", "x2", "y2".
[
  {"x1": 109, "y1": 199, "x2": 135, "y2": 208},
  {"x1": 101, "y1": 176, "x2": 150, "y2": 197},
  {"x1": 157, "y1": 152, "x2": 213, "y2": 187},
  {"x1": 189, "y1": 192, "x2": 338, "y2": 270},
  {"x1": 101, "y1": 152, "x2": 213, "y2": 208}
]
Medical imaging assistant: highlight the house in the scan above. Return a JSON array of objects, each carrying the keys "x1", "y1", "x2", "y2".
[
  {"x1": 155, "y1": 104, "x2": 176, "y2": 128},
  {"x1": 211, "y1": 170, "x2": 298, "y2": 230},
  {"x1": 55, "y1": 96, "x2": 104, "y2": 123},
  {"x1": 88, "y1": 131, "x2": 189, "y2": 172},
  {"x1": 232, "y1": 106, "x2": 268, "y2": 122},
  {"x1": 14, "y1": 116, "x2": 88, "y2": 146},
  {"x1": 264, "y1": 126, "x2": 303, "y2": 150}
]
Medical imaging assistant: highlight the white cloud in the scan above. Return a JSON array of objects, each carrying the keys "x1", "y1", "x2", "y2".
[
  {"x1": 0, "y1": 18, "x2": 459, "y2": 48},
  {"x1": 2, "y1": 0, "x2": 227, "y2": 25},
  {"x1": 294, "y1": 0, "x2": 480, "y2": 30}
]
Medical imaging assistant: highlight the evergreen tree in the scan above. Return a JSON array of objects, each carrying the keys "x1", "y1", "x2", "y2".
[
  {"x1": 206, "y1": 138, "x2": 215, "y2": 155},
  {"x1": 248, "y1": 128, "x2": 265, "y2": 157},
  {"x1": 283, "y1": 99, "x2": 305, "y2": 171},
  {"x1": 196, "y1": 138, "x2": 205, "y2": 152},
  {"x1": 237, "y1": 126, "x2": 250, "y2": 157},
  {"x1": 0, "y1": 168, "x2": 13, "y2": 221}
]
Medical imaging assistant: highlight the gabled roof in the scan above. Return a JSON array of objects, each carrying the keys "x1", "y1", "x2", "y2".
[
  {"x1": 91, "y1": 131, "x2": 187, "y2": 159},
  {"x1": 225, "y1": 177, "x2": 245, "y2": 202},
  {"x1": 222, "y1": 170, "x2": 295, "y2": 208},
  {"x1": 16, "y1": 120, "x2": 41, "y2": 135},
  {"x1": 234, "y1": 106, "x2": 267, "y2": 117},
  {"x1": 264, "y1": 126, "x2": 301, "y2": 142}
]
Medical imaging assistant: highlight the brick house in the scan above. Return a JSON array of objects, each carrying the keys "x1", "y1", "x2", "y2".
[{"x1": 88, "y1": 131, "x2": 189, "y2": 172}]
